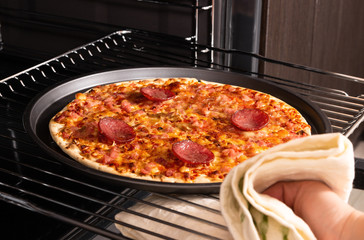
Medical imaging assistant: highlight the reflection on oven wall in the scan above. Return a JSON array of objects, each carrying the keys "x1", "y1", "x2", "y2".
[
  {"x1": 0, "y1": 0, "x2": 262, "y2": 72},
  {"x1": 0, "y1": 0, "x2": 199, "y2": 59}
]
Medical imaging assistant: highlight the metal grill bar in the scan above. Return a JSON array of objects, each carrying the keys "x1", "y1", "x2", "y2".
[
  {"x1": 0, "y1": 142, "x2": 226, "y2": 239},
  {"x1": 0, "y1": 29, "x2": 363, "y2": 239}
]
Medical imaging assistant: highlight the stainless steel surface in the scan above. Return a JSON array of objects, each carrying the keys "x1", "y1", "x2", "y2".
[{"x1": 212, "y1": 0, "x2": 262, "y2": 72}]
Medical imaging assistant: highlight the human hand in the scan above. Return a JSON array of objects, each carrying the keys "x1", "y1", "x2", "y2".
[{"x1": 262, "y1": 181, "x2": 363, "y2": 240}]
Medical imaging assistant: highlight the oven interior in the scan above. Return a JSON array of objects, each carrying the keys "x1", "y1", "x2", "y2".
[{"x1": 1, "y1": 1, "x2": 364, "y2": 239}]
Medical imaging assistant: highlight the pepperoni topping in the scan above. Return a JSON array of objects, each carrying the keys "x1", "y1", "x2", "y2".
[
  {"x1": 172, "y1": 140, "x2": 214, "y2": 165},
  {"x1": 140, "y1": 86, "x2": 175, "y2": 101},
  {"x1": 98, "y1": 117, "x2": 136, "y2": 143},
  {"x1": 231, "y1": 109, "x2": 269, "y2": 131}
]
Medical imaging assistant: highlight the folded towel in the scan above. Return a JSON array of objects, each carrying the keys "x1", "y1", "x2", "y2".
[{"x1": 220, "y1": 133, "x2": 355, "y2": 240}]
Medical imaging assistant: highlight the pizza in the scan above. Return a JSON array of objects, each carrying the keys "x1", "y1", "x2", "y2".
[{"x1": 49, "y1": 77, "x2": 311, "y2": 183}]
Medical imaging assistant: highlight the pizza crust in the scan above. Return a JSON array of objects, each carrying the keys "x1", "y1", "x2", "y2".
[{"x1": 49, "y1": 77, "x2": 311, "y2": 183}]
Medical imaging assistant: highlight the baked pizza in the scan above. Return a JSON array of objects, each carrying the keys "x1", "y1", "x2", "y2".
[{"x1": 49, "y1": 77, "x2": 311, "y2": 183}]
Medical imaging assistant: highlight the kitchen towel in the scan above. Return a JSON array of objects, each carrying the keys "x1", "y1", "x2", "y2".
[{"x1": 220, "y1": 133, "x2": 355, "y2": 240}]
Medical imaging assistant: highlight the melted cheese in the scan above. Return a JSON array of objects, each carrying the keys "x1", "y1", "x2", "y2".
[{"x1": 53, "y1": 78, "x2": 311, "y2": 183}]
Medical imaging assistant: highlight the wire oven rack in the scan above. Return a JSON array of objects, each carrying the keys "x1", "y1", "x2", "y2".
[{"x1": 1, "y1": 29, "x2": 364, "y2": 239}]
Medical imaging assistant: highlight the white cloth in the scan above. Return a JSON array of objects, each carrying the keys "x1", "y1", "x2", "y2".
[{"x1": 220, "y1": 133, "x2": 355, "y2": 240}]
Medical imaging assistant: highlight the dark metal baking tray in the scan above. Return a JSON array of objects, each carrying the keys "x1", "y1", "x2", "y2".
[{"x1": 23, "y1": 67, "x2": 332, "y2": 194}]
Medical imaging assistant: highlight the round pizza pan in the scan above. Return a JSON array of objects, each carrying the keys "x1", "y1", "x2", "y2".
[{"x1": 23, "y1": 67, "x2": 332, "y2": 194}]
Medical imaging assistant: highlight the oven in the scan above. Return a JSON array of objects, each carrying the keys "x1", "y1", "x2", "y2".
[{"x1": 1, "y1": 1, "x2": 364, "y2": 239}]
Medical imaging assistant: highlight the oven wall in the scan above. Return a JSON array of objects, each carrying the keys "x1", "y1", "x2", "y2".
[
  {"x1": 0, "y1": 0, "x2": 200, "y2": 60},
  {"x1": 1, "y1": 0, "x2": 264, "y2": 73}
]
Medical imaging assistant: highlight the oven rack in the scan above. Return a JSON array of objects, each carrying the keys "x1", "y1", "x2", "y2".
[{"x1": 1, "y1": 29, "x2": 364, "y2": 239}]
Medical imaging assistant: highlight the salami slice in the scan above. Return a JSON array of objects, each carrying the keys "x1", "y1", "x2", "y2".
[
  {"x1": 172, "y1": 140, "x2": 214, "y2": 165},
  {"x1": 140, "y1": 86, "x2": 175, "y2": 101},
  {"x1": 231, "y1": 109, "x2": 269, "y2": 131},
  {"x1": 98, "y1": 117, "x2": 136, "y2": 143}
]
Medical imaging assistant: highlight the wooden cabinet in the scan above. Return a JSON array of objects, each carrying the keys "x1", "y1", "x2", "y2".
[{"x1": 260, "y1": 0, "x2": 364, "y2": 94}]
